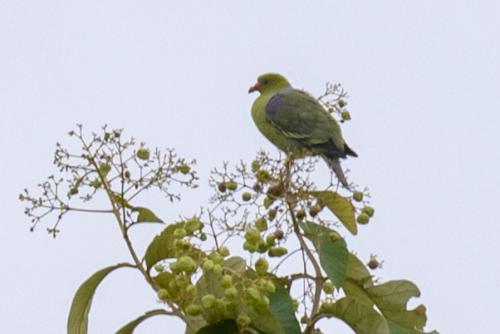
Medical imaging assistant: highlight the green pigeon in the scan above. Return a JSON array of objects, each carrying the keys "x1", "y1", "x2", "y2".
[{"x1": 248, "y1": 73, "x2": 357, "y2": 187}]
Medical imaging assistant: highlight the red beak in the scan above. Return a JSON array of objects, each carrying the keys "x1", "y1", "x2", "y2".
[{"x1": 248, "y1": 82, "x2": 262, "y2": 93}]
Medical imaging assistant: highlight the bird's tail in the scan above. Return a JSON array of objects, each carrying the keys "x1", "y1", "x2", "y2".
[{"x1": 321, "y1": 155, "x2": 349, "y2": 188}]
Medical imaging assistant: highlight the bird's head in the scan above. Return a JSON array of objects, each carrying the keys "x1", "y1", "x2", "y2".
[{"x1": 248, "y1": 73, "x2": 291, "y2": 94}]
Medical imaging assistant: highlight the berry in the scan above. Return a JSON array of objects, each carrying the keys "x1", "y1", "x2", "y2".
[
  {"x1": 217, "y1": 182, "x2": 227, "y2": 193},
  {"x1": 157, "y1": 289, "x2": 169, "y2": 300},
  {"x1": 273, "y1": 230, "x2": 285, "y2": 240},
  {"x1": 341, "y1": 111, "x2": 351, "y2": 121},
  {"x1": 178, "y1": 164, "x2": 190, "y2": 174},
  {"x1": 266, "y1": 234, "x2": 276, "y2": 246},
  {"x1": 263, "y1": 280, "x2": 276, "y2": 293},
  {"x1": 255, "y1": 217, "x2": 268, "y2": 231},
  {"x1": 252, "y1": 183, "x2": 262, "y2": 192},
  {"x1": 203, "y1": 259, "x2": 214, "y2": 272},
  {"x1": 255, "y1": 258, "x2": 269, "y2": 275},
  {"x1": 185, "y1": 217, "x2": 202, "y2": 234},
  {"x1": 243, "y1": 241, "x2": 257, "y2": 253},
  {"x1": 295, "y1": 209, "x2": 306, "y2": 220},
  {"x1": 237, "y1": 314, "x2": 251, "y2": 328},
  {"x1": 357, "y1": 213, "x2": 370, "y2": 225},
  {"x1": 263, "y1": 196, "x2": 275, "y2": 209},
  {"x1": 266, "y1": 183, "x2": 284, "y2": 198},
  {"x1": 256, "y1": 170, "x2": 271, "y2": 183},
  {"x1": 251, "y1": 160, "x2": 261, "y2": 173},
  {"x1": 268, "y1": 209, "x2": 277, "y2": 221},
  {"x1": 362, "y1": 206, "x2": 375, "y2": 217},
  {"x1": 226, "y1": 180, "x2": 238, "y2": 191},
  {"x1": 353, "y1": 191, "x2": 364, "y2": 202},
  {"x1": 323, "y1": 281, "x2": 334, "y2": 294},
  {"x1": 99, "y1": 163, "x2": 111, "y2": 176},
  {"x1": 185, "y1": 304, "x2": 201, "y2": 316},
  {"x1": 185, "y1": 284, "x2": 197, "y2": 296},
  {"x1": 218, "y1": 247, "x2": 230, "y2": 257},
  {"x1": 224, "y1": 287, "x2": 238, "y2": 300},
  {"x1": 246, "y1": 287, "x2": 260, "y2": 301},
  {"x1": 177, "y1": 255, "x2": 197, "y2": 273},
  {"x1": 308, "y1": 204, "x2": 322, "y2": 217},
  {"x1": 173, "y1": 228, "x2": 187, "y2": 239},
  {"x1": 257, "y1": 240, "x2": 268, "y2": 253},
  {"x1": 367, "y1": 256, "x2": 380, "y2": 270},
  {"x1": 242, "y1": 192, "x2": 252, "y2": 202},
  {"x1": 338, "y1": 99, "x2": 347, "y2": 108},
  {"x1": 268, "y1": 246, "x2": 288, "y2": 257},
  {"x1": 136, "y1": 148, "x2": 150, "y2": 160},
  {"x1": 245, "y1": 228, "x2": 261, "y2": 244},
  {"x1": 221, "y1": 274, "x2": 233, "y2": 288},
  {"x1": 213, "y1": 264, "x2": 223, "y2": 275},
  {"x1": 201, "y1": 294, "x2": 216, "y2": 308}
]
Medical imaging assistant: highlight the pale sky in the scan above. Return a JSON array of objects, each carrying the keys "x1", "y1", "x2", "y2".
[{"x1": 1, "y1": 1, "x2": 499, "y2": 333}]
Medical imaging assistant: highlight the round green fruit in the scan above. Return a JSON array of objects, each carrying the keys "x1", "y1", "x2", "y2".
[
  {"x1": 201, "y1": 294, "x2": 216, "y2": 308},
  {"x1": 256, "y1": 170, "x2": 271, "y2": 183},
  {"x1": 136, "y1": 148, "x2": 150, "y2": 160},
  {"x1": 362, "y1": 206, "x2": 375, "y2": 217},
  {"x1": 255, "y1": 258, "x2": 269, "y2": 275},
  {"x1": 157, "y1": 289, "x2": 169, "y2": 301},
  {"x1": 323, "y1": 281, "x2": 334, "y2": 294},
  {"x1": 178, "y1": 255, "x2": 197, "y2": 273},
  {"x1": 202, "y1": 259, "x2": 214, "y2": 272},
  {"x1": 242, "y1": 192, "x2": 252, "y2": 202},
  {"x1": 341, "y1": 111, "x2": 351, "y2": 121},
  {"x1": 224, "y1": 287, "x2": 238, "y2": 300},
  {"x1": 237, "y1": 314, "x2": 251, "y2": 328},
  {"x1": 178, "y1": 164, "x2": 190, "y2": 174},
  {"x1": 185, "y1": 304, "x2": 201, "y2": 316},
  {"x1": 226, "y1": 180, "x2": 238, "y2": 191},
  {"x1": 268, "y1": 246, "x2": 288, "y2": 257},
  {"x1": 255, "y1": 217, "x2": 268, "y2": 231},
  {"x1": 357, "y1": 213, "x2": 370, "y2": 225},
  {"x1": 221, "y1": 274, "x2": 233, "y2": 288},
  {"x1": 218, "y1": 247, "x2": 230, "y2": 257},
  {"x1": 353, "y1": 191, "x2": 364, "y2": 202}
]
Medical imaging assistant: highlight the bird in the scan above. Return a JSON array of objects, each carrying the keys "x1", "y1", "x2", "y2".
[{"x1": 248, "y1": 72, "x2": 357, "y2": 187}]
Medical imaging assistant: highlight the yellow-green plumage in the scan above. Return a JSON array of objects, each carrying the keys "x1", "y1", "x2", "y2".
[{"x1": 249, "y1": 73, "x2": 357, "y2": 187}]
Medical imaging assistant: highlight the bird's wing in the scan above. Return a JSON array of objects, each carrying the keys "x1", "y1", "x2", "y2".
[{"x1": 265, "y1": 88, "x2": 342, "y2": 147}]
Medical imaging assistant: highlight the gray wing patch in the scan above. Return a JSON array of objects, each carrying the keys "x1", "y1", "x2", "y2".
[{"x1": 265, "y1": 93, "x2": 311, "y2": 139}]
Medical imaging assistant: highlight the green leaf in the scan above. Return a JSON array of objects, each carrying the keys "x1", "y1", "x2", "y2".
[
  {"x1": 343, "y1": 279, "x2": 435, "y2": 334},
  {"x1": 196, "y1": 319, "x2": 239, "y2": 334},
  {"x1": 318, "y1": 235, "x2": 348, "y2": 289},
  {"x1": 309, "y1": 191, "x2": 357, "y2": 235},
  {"x1": 115, "y1": 309, "x2": 168, "y2": 334},
  {"x1": 299, "y1": 221, "x2": 349, "y2": 289},
  {"x1": 326, "y1": 297, "x2": 390, "y2": 334},
  {"x1": 268, "y1": 285, "x2": 301, "y2": 334},
  {"x1": 67, "y1": 263, "x2": 130, "y2": 334},
  {"x1": 144, "y1": 222, "x2": 185, "y2": 271},
  {"x1": 366, "y1": 280, "x2": 427, "y2": 331},
  {"x1": 346, "y1": 253, "x2": 374, "y2": 288},
  {"x1": 132, "y1": 206, "x2": 164, "y2": 223}
]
